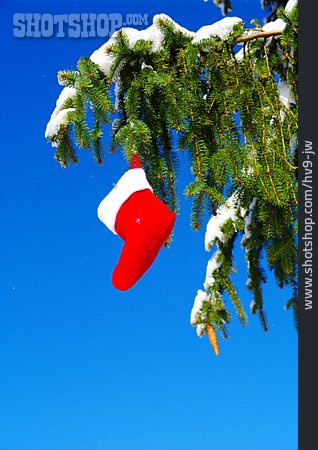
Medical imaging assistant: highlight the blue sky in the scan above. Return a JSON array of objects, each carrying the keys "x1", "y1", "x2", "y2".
[{"x1": 0, "y1": 1, "x2": 297, "y2": 449}]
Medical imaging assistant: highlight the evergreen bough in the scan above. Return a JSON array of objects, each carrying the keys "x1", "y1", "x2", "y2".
[{"x1": 46, "y1": 4, "x2": 298, "y2": 353}]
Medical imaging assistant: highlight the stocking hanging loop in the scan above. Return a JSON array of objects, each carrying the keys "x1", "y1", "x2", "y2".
[{"x1": 130, "y1": 153, "x2": 141, "y2": 169}]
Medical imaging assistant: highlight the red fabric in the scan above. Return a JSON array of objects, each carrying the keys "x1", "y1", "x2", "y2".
[
  {"x1": 112, "y1": 189, "x2": 176, "y2": 291},
  {"x1": 130, "y1": 154, "x2": 141, "y2": 169}
]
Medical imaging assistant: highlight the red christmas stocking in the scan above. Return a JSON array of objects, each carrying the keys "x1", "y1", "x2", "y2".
[{"x1": 97, "y1": 155, "x2": 176, "y2": 291}]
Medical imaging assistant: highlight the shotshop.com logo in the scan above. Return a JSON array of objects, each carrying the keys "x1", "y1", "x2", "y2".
[{"x1": 13, "y1": 13, "x2": 149, "y2": 38}]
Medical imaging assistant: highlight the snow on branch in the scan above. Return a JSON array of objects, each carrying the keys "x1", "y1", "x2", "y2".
[
  {"x1": 45, "y1": 4, "x2": 296, "y2": 143},
  {"x1": 285, "y1": 0, "x2": 298, "y2": 15},
  {"x1": 190, "y1": 192, "x2": 247, "y2": 341},
  {"x1": 235, "y1": 0, "x2": 298, "y2": 60},
  {"x1": 45, "y1": 87, "x2": 76, "y2": 139},
  {"x1": 205, "y1": 192, "x2": 245, "y2": 251},
  {"x1": 45, "y1": 108, "x2": 75, "y2": 143},
  {"x1": 46, "y1": 14, "x2": 242, "y2": 140}
]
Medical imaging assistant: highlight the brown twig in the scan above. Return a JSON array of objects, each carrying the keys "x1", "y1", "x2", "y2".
[{"x1": 236, "y1": 30, "x2": 283, "y2": 44}]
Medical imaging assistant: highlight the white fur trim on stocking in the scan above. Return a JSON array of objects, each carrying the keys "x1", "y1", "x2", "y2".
[{"x1": 97, "y1": 168, "x2": 153, "y2": 234}]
